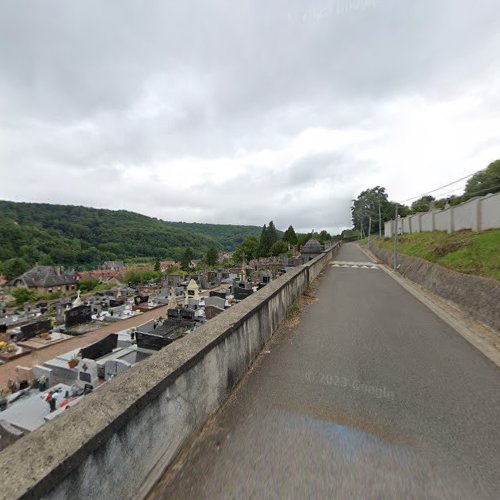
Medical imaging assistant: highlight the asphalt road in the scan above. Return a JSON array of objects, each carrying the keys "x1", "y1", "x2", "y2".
[{"x1": 150, "y1": 243, "x2": 500, "y2": 499}]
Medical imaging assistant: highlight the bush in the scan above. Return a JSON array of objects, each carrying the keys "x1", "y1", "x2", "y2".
[
  {"x1": 11, "y1": 287, "x2": 37, "y2": 306},
  {"x1": 124, "y1": 269, "x2": 162, "y2": 285},
  {"x1": 79, "y1": 277, "x2": 100, "y2": 293}
]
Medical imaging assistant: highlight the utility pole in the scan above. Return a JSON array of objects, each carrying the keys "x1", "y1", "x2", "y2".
[
  {"x1": 393, "y1": 204, "x2": 399, "y2": 270},
  {"x1": 368, "y1": 216, "x2": 372, "y2": 247},
  {"x1": 378, "y1": 193, "x2": 382, "y2": 239}
]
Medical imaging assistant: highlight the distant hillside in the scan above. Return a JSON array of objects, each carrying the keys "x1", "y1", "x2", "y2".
[{"x1": 0, "y1": 200, "x2": 261, "y2": 273}]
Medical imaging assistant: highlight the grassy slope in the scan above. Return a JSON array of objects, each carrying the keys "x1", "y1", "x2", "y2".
[{"x1": 373, "y1": 230, "x2": 500, "y2": 281}]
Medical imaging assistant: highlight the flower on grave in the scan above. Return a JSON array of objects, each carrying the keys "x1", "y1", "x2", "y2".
[{"x1": 5, "y1": 343, "x2": 17, "y2": 353}]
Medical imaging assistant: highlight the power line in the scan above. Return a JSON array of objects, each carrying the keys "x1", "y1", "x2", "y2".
[
  {"x1": 398, "y1": 171, "x2": 477, "y2": 204},
  {"x1": 425, "y1": 183, "x2": 468, "y2": 199},
  {"x1": 408, "y1": 181, "x2": 500, "y2": 201},
  {"x1": 445, "y1": 183, "x2": 500, "y2": 199}
]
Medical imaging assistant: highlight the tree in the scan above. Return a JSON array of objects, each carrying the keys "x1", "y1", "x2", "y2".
[
  {"x1": 267, "y1": 221, "x2": 278, "y2": 247},
  {"x1": 180, "y1": 247, "x2": 194, "y2": 271},
  {"x1": 318, "y1": 230, "x2": 332, "y2": 244},
  {"x1": 79, "y1": 277, "x2": 99, "y2": 293},
  {"x1": 282, "y1": 225, "x2": 298, "y2": 246},
  {"x1": 411, "y1": 195, "x2": 435, "y2": 213},
  {"x1": 154, "y1": 258, "x2": 161, "y2": 272},
  {"x1": 258, "y1": 224, "x2": 268, "y2": 257},
  {"x1": 351, "y1": 186, "x2": 410, "y2": 236},
  {"x1": 464, "y1": 160, "x2": 500, "y2": 199},
  {"x1": 297, "y1": 232, "x2": 312, "y2": 247},
  {"x1": 233, "y1": 235, "x2": 259, "y2": 264},
  {"x1": 271, "y1": 240, "x2": 287, "y2": 256},
  {"x1": 205, "y1": 247, "x2": 218, "y2": 267},
  {"x1": 0, "y1": 200, "x2": 264, "y2": 271},
  {"x1": 0, "y1": 257, "x2": 30, "y2": 281},
  {"x1": 447, "y1": 195, "x2": 465, "y2": 206},
  {"x1": 258, "y1": 221, "x2": 279, "y2": 257},
  {"x1": 124, "y1": 269, "x2": 162, "y2": 286},
  {"x1": 11, "y1": 288, "x2": 37, "y2": 306}
]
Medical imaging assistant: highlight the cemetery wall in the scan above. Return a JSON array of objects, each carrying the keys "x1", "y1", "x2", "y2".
[
  {"x1": 384, "y1": 191, "x2": 500, "y2": 237},
  {"x1": 0, "y1": 243, "x2": 340, "y2": 500}
]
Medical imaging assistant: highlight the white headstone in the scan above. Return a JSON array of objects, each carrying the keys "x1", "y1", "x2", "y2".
[
  {"x1": 73, "y1": 290, "x2": 82, "y2": 307},
  {"x1": 76, "y1": 358, "x2": 99, "y2": 388}
]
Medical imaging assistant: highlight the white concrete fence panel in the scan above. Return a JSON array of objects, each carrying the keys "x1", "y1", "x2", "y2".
[{"x1": 384, "y1": 191, "x2": 500, "y2": 237}]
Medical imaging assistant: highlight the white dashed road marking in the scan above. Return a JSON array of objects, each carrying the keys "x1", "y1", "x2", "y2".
[{"x1": 331, "y1": 261, "x2": 379, "y2": 270}]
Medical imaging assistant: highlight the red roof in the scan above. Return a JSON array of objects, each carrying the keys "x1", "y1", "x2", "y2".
[{"x1": 76, "y1": 270, "x2": 122, "y2": 279}]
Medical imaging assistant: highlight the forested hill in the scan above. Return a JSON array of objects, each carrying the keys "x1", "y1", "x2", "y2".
[{"x1": 0, "y1": 200, "x2": 261, "y2": 273}]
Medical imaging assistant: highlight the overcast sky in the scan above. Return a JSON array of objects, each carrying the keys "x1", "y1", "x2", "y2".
[{"x1": 1, "y1": 1, "x2": 499, "y2": 233}]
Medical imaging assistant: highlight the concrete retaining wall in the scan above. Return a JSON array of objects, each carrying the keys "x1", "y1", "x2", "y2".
[
  {"x1": 370, "y1": 245, "x2": 500, "y2": 332},
  {"x1": 384, "y1": 191, "x2": 500, "y2": 237},
  {"x1": 0, "y1": 244, "x2": 340, "y2": 500}
]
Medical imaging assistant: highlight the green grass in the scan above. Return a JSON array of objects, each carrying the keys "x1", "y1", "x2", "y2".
[{"x1": 373, "y1": 230, "x2": 500, "y2": 281}]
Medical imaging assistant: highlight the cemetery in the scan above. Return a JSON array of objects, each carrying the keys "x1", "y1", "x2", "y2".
[
  {"x1": 0, "y1": 261, "x2": 290, "y2": 452},
  {"x1": 0, "y1": 328, "x2": 156, "y2": 448}
]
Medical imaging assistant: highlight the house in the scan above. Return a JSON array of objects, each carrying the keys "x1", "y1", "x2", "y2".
[
  {"x1": 101, "y1": 276, "x2": 125, "y2": 287},
  {"x1": 76, "y1": 269, "x2": 123, "y2": 283},
  {"x1": 101, "y1": 261, "x2": 125, "y2": 271},
  {"x1": 160, "y1": 260, "x2": 177, "y2": 272},
  {"x1": 10, "y1": 266, "x2": 78, "y2": 295}
]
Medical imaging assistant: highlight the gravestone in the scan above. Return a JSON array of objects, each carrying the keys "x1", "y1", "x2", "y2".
[
  {"x1": 234, "y1": 288, "x2": 253, "y2": 300},
  {"x1": 134, "y1": 295, "x2": 149, "y2": 305},
  {"x1": 135, "y1": 331, "x2": 167, "y2": 351},
  {"x1": 80, "y1": 334, "x2": 118, "y2": 360},
  {"x1": 65, "y1": 305, "x2": 92, "y2": 327},
  {"x1": 55, "y1": 304, "x2": 65, "y2": 325},
  {"x1": 32, "y1": 365, "x2": 55, "y2": 387},
  {"x1": 209, "y1": 291, "x2": 227, "y2": 300},
  {"x1": 16, "y1": 366, "x2": 34, "y2": 384},
  {"x1": 104, "y1": 359, "x2": 132, "y2": 381},
  {"x1": 20, "y1": 319, "x2": 52, "y2": 340},
  {"x1": 167, "y1": 308, "x2": 180, "y2": 319},
  {"x1": 36, "y1": 302, "x2": 48, "y2": 314},
  {"x1": 77, "y1": 359, "x2": 99, "y2": 389},
  {"x1": 188, "y1": 298, "x2": 200, "y2": 310},
  {"x1": 181, "y1": 308, "x2": 195, "y2": 320},
  {"x1": 205, "y1": 296, "x2": 226, "y2": 310}
]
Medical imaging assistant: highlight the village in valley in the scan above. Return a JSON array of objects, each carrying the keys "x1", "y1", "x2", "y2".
[{"x1": 0, "y1": 221, "x2": 335, "y2": 450}]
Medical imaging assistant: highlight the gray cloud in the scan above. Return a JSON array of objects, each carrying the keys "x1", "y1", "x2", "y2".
[{"x1": 1, "y1": 0, "x2": 500, "y2": 233}]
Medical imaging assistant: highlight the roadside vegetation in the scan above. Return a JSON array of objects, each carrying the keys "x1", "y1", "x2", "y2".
[
  {"x1": 372, "y1": 230, "x2": 500, "y2": 281},
  {"x1": 351, "y1": 159, "x2": 500, "y2": 238}
]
